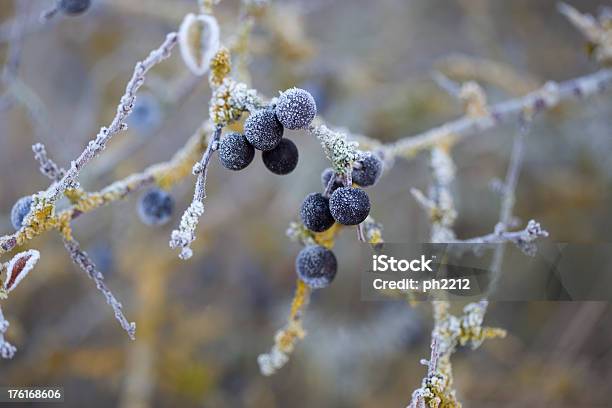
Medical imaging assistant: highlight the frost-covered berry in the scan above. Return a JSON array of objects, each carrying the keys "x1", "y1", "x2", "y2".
[
  {"x1": 59, "y1": 0, "x2": 91, "y2": 15},
  {"x1": 321, "y1": 167, "x2": 343, "y2": 193},
  {"x1": 138, "y1": 188, "x2": 174, "y2": 226},
  {"x1": 295, "y1": 245, "x2": 337, "y2": 289},
  {"x1": 300, "y1": 193, "x2": 335, "y2": 232},
  {"x1": 218, "y1": 132, "x2": 255, "y2": 171},
  {"x1": 244, "y1": 109, "x2": 283, "y2": 151},
  {"x1": 352, "y1": 152, "x2": 384, "y2": 187},
  {"x1": 262, "y1": 138, "x2": 299, "y2": 175},
  {"x1": 10, "y1": 196, "x2": 33, "y2": 230},
  {"x1": 275, "y1": 88, "x2": 317, "y2": 130},
  {"x1": 329, "y1": 187, "x2": 370, "y2": 225}
]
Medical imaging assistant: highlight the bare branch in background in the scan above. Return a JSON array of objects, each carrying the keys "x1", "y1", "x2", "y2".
[
  {"x1": 63, "y1": 237, "x2": 136, "y2": 340},
  {"x1": 32, "y1": 143, "x2": 66, "y2": 183}
]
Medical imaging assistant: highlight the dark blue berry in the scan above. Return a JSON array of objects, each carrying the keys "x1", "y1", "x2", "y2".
[
  {"x1": 262, "y1": 138, "x2": 298, "y2": 175},
  {"x1": 300, "y1": 193, "x2": 335, "y2": 232},
  {"x1": 10, "y1": 196, "x2": 33, "y2": 230},
  {"x1": 321, "y1": 168, "x2": 343, "y2": 193},
  {"x1": 59, "y1": 0, "x2": 91, "y2": 15},
  {"x1": 329, "y1": 187, "x2": 370, "y2": 225},
  {"x1": 275, "y1": 88, "x2": 317, "y2": 130},
  {"x1": 137, "y1": 188, "x2": 174, "y2": 226},
  {"x1": 295, "y1": 245, "x2": 337, "y2": 289},
  {"x1": 218, "y1": 132, "x2": 255, "y2": 170},
  {"x1": 244, "y1": 109, "x2": 283, "y2": 151},
  {"x1": 352, "y1": 152, "x2": 383, "y2": 187}
]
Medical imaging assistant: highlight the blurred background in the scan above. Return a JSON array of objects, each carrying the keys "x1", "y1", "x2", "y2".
[{"x1": 1, "y1": 0, "x2": 612, "y2": 406}]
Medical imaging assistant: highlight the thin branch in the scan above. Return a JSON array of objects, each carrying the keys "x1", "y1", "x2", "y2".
[
  {"x1": 32, "y1": 143, "x2": 66, "y2": 182},
  {"x1": 482, "y1": 118, "x2": 532, "y2": 298},
  {"x1": 46, "y1": 32, "x2": 179, "y2": 203},
  {"x1": 431, "y1": 71, "x2": 462, "y2": 99},
  {"x1": 63, "y1": 236, "x2": 136, "y2": 340},
  {"x1": 456, "y1": 220, "x2": 549, "y2": 256},
  {"x1": 0, "y1": 122, "x2": 206, "y2": 256},
  {"x1": 384, "y1": 68, "x2": 612, "y2": 160},
  {"x1": 169, "y1": 125, "x2": 222, "y2": 260}
]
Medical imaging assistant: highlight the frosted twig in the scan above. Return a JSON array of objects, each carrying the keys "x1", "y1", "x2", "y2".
[
  {"x1": 32, "y1": 143, "x2": 65, "y2": 182},
  {"x1": 557, "y1": 3, "x2": 612, "y2": 63},
  {"x1": 432, "y1": 71, "x2": 462, "y2": 98},
  {"x1": 46, "y1": 32, "x2": 179, "y2": 203},
  {"x1": 63, "y1": 237, "x2": 136, "y2": 340},
  {"x1": 384, "y1": 68, "x2": 612, "y2": 160},
  {"x1": 484, "y1": 118, "x2": 532, "y2": 296},
  {"x1": 170, "y1": 125, "x2": 222, "y2": 260},
  {"x1": 457, "y1": 220, "x2": 549, "y2": 256},
  {"x1": 426, "y1": 146, "x2": 457, "y2": 243},
  {"x1": 309, "y1": 124, "x2": 359, "y2": 175},
  {"x1": 258, "y1": 280, "x2": 310, "y2": 376}
]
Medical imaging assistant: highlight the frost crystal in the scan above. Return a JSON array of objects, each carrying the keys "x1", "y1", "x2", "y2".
[
  {"x1": 309, "y1": 124, "x2": 359, "y2": 175},
  {"x1": 209, "y1": 78, "x2": 261, "y2": 126},
  {"x1": 169, "y1": 201, "x2": 205, "y2": 260}
]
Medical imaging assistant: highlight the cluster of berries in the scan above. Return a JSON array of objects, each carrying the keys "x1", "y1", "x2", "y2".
[
  {"x1": 134, "y1": 88, "x2": 316, "y2": 226},
  {"x1": 217, "y1": 88, "x2": 316, "y2": 174},
  {"x1": 297, "y1": 151, "x2": 383, "y2": 289},
  {"x1": 8, "y1": 86, "x2": 382, "y2": 294}
]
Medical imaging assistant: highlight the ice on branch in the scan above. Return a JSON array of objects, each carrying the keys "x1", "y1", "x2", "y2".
[
  {"x1": 32, "y1": 143, "x2": 65, "y2": 182},
  {"x1": 209, "y1": 78, "x2": 261, "y2": 125},
  {"x1": 170, "y1": 126, "x2": 222, "y2": 260},
  {"x1": 558, "y1": 3, "x2": 612, "y2": 64},
  {"x1": 63, "y1": 237, "x2": 136, "y2": 340},
  {"x1": 258, "y1": 280, "x2": 310, "y2": 376},
  {"x1": 309, "y1": 124, "x2": 360, "y2": 175},
  {"x1": 408, "y1": 301, "x2": 506, "y2": 408}
]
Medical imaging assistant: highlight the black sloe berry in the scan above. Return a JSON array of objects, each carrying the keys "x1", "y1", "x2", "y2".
[
  {"x1": 244, "y1": 109, "x2": 283, "y2": 151},
  {"x1": 218, "y1": 132, "x2": 255, "y2": 171},
  {"x1": 295, "y1": 245, "x2": 337, "y2": 289},
  {"x1": 321, "y1": 167, "x2": 343, "y2": 193},
  {"x1": 329, "y1": 187, "x2": 370, "y2": 225},
  {"x1": 352, "y1": 152, "x2": 383, "y2": 187},
  {"x1": 262, "y1": 138, "x2": 299, "y2": 175},
  {"x1": 275, "y1": 88, "x2": 317, "y2": 130},
  {"x1": 300, "y1": 193, "x2": 335, "y2": 232}
]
